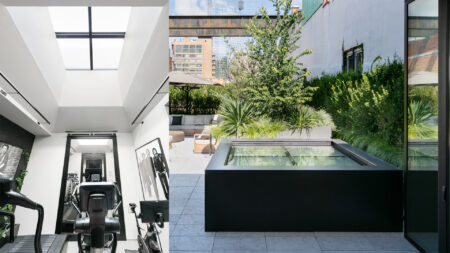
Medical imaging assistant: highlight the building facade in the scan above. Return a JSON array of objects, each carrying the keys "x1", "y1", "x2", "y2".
[
  {"x1": 171, "y1": 38, "x2": 216, "y2": 81},
  {"x1": 297, "y1": 0, "x2": 404, "y2": 78}
]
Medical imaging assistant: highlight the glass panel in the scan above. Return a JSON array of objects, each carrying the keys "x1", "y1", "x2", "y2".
[
  {"x1": 406, "y1": 0, "x2": 439, "y2": 252},
  {"x1": 57, "y1": 39, "x2": 90, "y2": 70},
  {"x1": 48, "y1": 7, "x2": 89, "y2": 32},
  {"x1": 92, "y1": 39, "x2": 124, "y2": 70},
  {"x1": 226, "y1": 146, "x2": 360, "y2": 167},
  {"x1": 91, "y1": 7, "x2": 131, "y2": 32}
]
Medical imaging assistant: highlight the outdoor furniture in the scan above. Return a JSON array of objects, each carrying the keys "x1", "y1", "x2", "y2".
[
  {"x1": 193, "y1": 134, "x2": 217, "y2": 153},
  {"x1": 169, "y1": 130, "x2": 185, "y2": 143}
]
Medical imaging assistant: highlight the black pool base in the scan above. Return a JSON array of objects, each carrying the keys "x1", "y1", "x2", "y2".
[{"x1": 205, "y1": 139, "x2": 403, "y2": 232}]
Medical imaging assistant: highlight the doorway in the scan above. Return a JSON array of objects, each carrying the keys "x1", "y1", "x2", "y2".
[{"x1": 55, "y1": 133, "x2": 126, "y2": 240}]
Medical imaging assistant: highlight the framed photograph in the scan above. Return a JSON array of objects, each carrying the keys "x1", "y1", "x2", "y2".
[
  {"x1": 135, "y1": 138, "x2": 169, "y2": 201},
  {"x1": 0, "y1": 142, "x2": 23, "y2": 179}
]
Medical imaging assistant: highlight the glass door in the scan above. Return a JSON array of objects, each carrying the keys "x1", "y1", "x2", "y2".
[{"x1": 406, "y1": 0, "x2": 439, "y2": 252}]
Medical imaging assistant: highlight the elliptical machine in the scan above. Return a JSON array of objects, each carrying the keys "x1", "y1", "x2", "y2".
[
  {"x1": 129, "y1": 201, "x2": 168, "y2": 253},
  {"x1": 72, "y1": 182, "x2": 121, "y2": 253},
  {"x1": 0, "y1": 178, "x2": 44, "y2": 253}
]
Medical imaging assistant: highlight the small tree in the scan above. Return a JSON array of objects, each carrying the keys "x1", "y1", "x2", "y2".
[{"x1": 234, "y1": 0, "x2": 315, "y2": 121}]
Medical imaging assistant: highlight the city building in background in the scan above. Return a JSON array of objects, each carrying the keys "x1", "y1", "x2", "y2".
[{"x1": 171, "y1": 38, "x2": 226, "y2": 84}]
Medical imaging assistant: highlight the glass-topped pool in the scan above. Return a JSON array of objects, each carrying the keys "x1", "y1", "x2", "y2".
[
  {"x1": 226, "y1": 146, "x2": 360, "y2": 167},
  {"x1": 205, "y1": 139, "x2": 402, "y2": 232}
]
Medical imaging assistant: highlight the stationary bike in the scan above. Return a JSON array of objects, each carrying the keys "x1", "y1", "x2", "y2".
[
  {"x1": 129, "y1": 201, "x2": 169, "y2": 253},
  {"x1": 72, "y1": 182, "x2": 121, "y2": 253},
  {"x1": 0, "y1": 178, "x2": 44, "y2": 253}
]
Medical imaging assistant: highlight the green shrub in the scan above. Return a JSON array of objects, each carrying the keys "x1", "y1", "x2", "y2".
[
  {"x1": 169, "y1": 85, "x2": 222, "y2": 115},
  {"x1": 408, "y1": 100, "x2": 437, "y2": 139},
  {"x1": 244, "y1": 118, "x2": 287, "y2": 139},
  {"x1": 305, "y1": 59, "x2": 404, "y2": 167},
  {"x1": 216, "y1": 98, "x2": 255, "y2": 138},
  {"x1": 306, "y1": 59, "x2": 404, "y2": 146},
  {"x1": 288, "y1": 105, "x2": 334, "y2": 131}
]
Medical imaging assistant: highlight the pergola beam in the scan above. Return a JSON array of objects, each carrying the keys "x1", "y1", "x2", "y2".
[{"x1": 169, "y1": 15, "x2": 277, "y2": 37}]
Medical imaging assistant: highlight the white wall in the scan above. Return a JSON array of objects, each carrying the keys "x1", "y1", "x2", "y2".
[
  {"x1": 14, "y1": 133, "x2": 67, "y2": 235},
  {"x1": 130, "y1": 94, "x2": 169, "y2": 250},
  {"x1": 0, "y1": 4, "x2": 59, "y2": 123},
  {"x1": 122, "y1": 4, "x2": 169, "y2": 121},
  {"x1": 60, "y1": 71, "x2": 123, "y2": 107},
  {"x1": 7, "y1": 7, "x2": 66, "y2": 102},
  {"x1": 296, "y1": 0, "x2": 404, "y2": 78},
  {"x1": 119, "y1": 7, "x2": 162, "y2": 97},
  {"x1": 114, "y1": 133, "x2": 144, "y2": 239},
  {"x1": 132, "y1": 95, "x2": 169, "y2": 155}
]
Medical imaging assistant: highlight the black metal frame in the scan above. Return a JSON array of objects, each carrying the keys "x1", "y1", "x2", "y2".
[
  {"x1": 54, "y1": 7, "x2": 126, "y2": 70},
  {"x1": 437, "y1": 0, "x2": 449, "y2": 252},
  {"x1": 404, "y1": 0, "x2": 449, "y2": 252},
  {"x1": 342, "y1": 44, "x2": 364, "y2": 73},
  {"x1": 55, "y1": 133, "x2": 127, "y2": 240}
]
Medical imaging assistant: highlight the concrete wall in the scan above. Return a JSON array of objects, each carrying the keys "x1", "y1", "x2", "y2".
[{"x1": 296, "y1": 0, "x2": 404, "y2": 78}]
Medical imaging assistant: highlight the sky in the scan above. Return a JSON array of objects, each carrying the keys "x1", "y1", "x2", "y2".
[{"x1": 169, "y1": 0, "x2": 302, "y2": 15}]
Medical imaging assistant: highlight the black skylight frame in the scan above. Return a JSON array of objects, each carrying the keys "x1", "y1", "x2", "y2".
[{"x1": 55, "y1": 7, "x2": 125, "y2": 70}]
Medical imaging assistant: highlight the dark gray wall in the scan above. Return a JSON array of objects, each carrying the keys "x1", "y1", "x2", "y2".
[{"x1": 0, "y1": 115, "x2": 35, "y2": 180}]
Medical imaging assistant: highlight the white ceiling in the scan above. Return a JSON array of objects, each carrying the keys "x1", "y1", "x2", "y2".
[{"x1": 0, "y1": 1, "x2": 168, "y2": 135}]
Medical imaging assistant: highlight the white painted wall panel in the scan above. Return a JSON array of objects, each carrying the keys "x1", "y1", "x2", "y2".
[
  {"x1": 14, "y1": 133, "x2": 67, "y2": 235},
  {"x1": 296, "y1": 0, "x2": 404, "y2": 78}
]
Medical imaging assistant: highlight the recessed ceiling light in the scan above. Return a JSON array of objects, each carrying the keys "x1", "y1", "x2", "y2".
[{"x1": 77, "y1": 139, "x2": 109, "y2": 146}]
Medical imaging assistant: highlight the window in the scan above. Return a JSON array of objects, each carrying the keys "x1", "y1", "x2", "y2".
[
  {"x1": 183, "y1": 64, "x2": 189, "y2": 67},
  {"x1": 196, "y1": 64, "x2": 202, "y2": 67},
  {"x1": 343, "y1": 45, "x2": 364, "y2": 73},
  {"x1": 183, "y1": 45, "x2": 189, "y2": 53},
  {"x1": 196, "y1": 45, "x2": 202, "y2": 53},
  {"x1": 176, "y1": 45, "x2": 181, "y2": 52},
  {"x1": 190, "y1": 45, "x2": 196, "y2": 53},
  {"x1": 49, "y1": 7, "x2": 129, "y2": 70}
]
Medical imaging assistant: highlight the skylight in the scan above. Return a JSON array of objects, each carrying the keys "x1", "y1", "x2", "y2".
[{"x1": 49, "y1": 7, "x2": 131, "y2": 70}]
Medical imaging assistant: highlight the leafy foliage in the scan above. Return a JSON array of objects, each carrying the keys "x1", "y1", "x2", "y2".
[
  {"x1": 231, "y1": 0, "x2": 316, "y2": 121},
  {"x1": 408, "y1": 100, "x2": 437, "y2": 139},
  {"x1": 306, "y1": 59, "x2": 404, "y2": 146},
  {"x1": 304, "y1": 60, "x2": 404, "y2": 167},
  {"x1": 217, "y1": 98, "x2": 255, "y2": 138},
  {"x1": 1, "y1": 152, "x2": 29, "y2": 239},
  {"x1": 288, "y1": 105, "x2": 334, "y2": 131},
  {"x1": 169, "y1": 85, "x2": 222, "y2": 115}
]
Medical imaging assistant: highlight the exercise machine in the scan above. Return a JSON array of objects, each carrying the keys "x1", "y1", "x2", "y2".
[
  {"x1": 0, "y1": 178, "x2": 66, "y2": 253},
  {"x1": 129, "y1": 201, "x2": 169, "y2": 253},
  {"x1": 73, "y1": 182, "x2": 121, "y2": 253},
  {"x1": 84, "y1": 159, "x2": 103, "y2": 182}
]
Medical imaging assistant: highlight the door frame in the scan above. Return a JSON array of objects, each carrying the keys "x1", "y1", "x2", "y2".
[
  {"x1": 404, "y1": 0, "x2": 449, "y2": 252},
  {"x1": 55, "y1": 133, "x2": 127, "y2": 240},
  {"x1": 438, "y1": 0, "x2": 449, "y2": 251}
]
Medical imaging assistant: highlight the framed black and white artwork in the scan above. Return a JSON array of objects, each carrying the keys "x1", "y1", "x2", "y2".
[{"x1": 0, "y1": 142, "x2": 23, "y2": 179}]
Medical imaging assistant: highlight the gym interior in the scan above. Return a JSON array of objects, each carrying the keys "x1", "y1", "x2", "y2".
[{"x1": 0, "y1": 0, "x2": 170, "y2": 252}]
